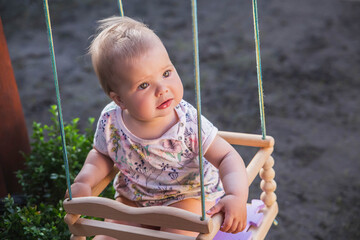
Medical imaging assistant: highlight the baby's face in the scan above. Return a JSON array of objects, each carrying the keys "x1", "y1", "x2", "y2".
[{"x1": 111, "y1": 40, "x2": 184, "y2": 122}]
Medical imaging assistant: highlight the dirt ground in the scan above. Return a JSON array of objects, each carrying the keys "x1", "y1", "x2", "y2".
[{"x1": 1, "y1": 0, "x2": 360, "y2": 239}]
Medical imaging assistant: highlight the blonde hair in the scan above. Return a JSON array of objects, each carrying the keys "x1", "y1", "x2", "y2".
[{"x1": 89, "y1": 16, "x2": 160, "y2": 96}]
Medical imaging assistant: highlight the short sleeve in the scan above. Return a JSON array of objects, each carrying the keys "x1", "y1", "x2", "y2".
[
  {"x1": 200, "y1": 114, "x2": 218, "y2": 153},
  {"x1": 93, "y1": 111, "x2": 110, "y2": 156},
  {"x1": 183, "y1": 101, "x2": 218, "y2": 154}
]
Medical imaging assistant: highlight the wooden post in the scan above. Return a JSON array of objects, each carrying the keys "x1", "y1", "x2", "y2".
[{"x1": 0, "y1": 18, "x2": 30, "y2": 197}]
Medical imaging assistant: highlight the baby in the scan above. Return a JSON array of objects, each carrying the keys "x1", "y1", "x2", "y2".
[{"x1": 70, "y1": 16, "x2": 248, "y2": 239}]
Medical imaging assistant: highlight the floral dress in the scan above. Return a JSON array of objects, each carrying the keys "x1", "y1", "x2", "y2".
[{"x1": 94, "y1": 100, "x2": 224, "y2": 206}]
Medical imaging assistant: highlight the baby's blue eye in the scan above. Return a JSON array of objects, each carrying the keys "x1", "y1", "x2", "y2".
[
  {"x1": 163, "y1": 70, "x2": 171, "y2": 78},
  {"x1": 138, "y1": 83, "x2": 149, "y2": 89}
]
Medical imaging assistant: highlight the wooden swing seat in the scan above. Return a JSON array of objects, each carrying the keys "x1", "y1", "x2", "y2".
[{"x1": 64, "y1": 131, "x2": 278, "y2": 240}]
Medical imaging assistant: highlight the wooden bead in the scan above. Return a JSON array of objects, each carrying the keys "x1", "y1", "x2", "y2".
[
  {"x1": 259, "y1": 168, "x2": 275, "y2": 181},
  {"x1": 260, "y1": 192, "x2": 277, "y2": 207},
  {"x1": 263, "y1": 156, "x2": 274, "y2": 170},
  {"x1": 260, "y1": 179, "x2": 277, "y2": 192}
]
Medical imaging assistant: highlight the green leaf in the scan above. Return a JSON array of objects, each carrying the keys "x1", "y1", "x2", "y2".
[{"x1": 50, "y1": 173, "x2": 59, "y2": 180}]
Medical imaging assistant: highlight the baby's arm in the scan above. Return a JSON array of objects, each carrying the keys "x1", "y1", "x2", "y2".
[
  {"x1": 66, "y1": 148, "x2": 114, "y2": 198},
  {"x1": 204, "y1": 135, "x2": 249, "y2": 234}
]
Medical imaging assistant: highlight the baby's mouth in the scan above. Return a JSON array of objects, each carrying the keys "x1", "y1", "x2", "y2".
[{"x1": 157, "y1": 99, "x2": 173, "y2": 109}]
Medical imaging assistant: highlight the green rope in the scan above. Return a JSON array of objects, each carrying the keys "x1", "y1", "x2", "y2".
[
  {"x1": 191, "y1": 0, "x2": 206, "y2": 221},
  {"x1": 252, "y1": 0, "x2": 267, "y2": 139},
  {"x1": 117, "y1": 0, "x2": 124, "y2": 17},
  {"x1": 43, "y1": 0, "x2": 72, "y2": 200}
]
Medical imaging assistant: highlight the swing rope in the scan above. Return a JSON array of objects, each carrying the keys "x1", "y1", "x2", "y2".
[
  {"x1": 42, "y1": 0, "x2": 125, "y2": 201},
  {"x1": 117, "y1": 0, "x2": 124, "y2": 17},
  {"x1": 42, "y1": 0, "x2": 72, "y2": 200},
  {"x1": 252, "y1": 0, "x2": 267, "y2": 139},
  {"x1": 191, "y1": 0, "x2": 207, "y2": 221}
]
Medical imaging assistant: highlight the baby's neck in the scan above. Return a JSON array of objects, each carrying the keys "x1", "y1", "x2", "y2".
[{"x1": 122, "y1": 109, "x2": 178, "y2": 140}]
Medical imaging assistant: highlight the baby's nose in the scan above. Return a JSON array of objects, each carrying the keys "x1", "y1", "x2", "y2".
[{"x1": 156, "y1": 85, "x2": 169, "y2": 96}]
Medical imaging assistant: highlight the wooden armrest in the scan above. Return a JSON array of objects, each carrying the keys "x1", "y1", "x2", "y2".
[
  {"x1": 196, "y1": 213, "x2": 223, "y2": 240},
  {"x1": 218, "y1": 131, "x2": 274, "y2": 148}
]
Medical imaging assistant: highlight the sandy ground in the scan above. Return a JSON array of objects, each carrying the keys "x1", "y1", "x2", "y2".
[{"x1": 1, "y1": 0, "x2": 360, "y2": 239}]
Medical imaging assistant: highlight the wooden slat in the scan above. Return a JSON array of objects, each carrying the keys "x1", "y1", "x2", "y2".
[
  {"x1": 68, "y1": 218, "x2": 196, "y2": 240},
  {"x1": 218, "y1": 131, "x2": 274, "y2": 148},
  {"x1": 250, "y1": 201, "x2": 278, "y2": 240},
  {"x1": 246, "y1": 147, "x2": 274, "y2": 185},
  {"x1": 64, "y1": 196, "x2": 212, "y2": 234}
]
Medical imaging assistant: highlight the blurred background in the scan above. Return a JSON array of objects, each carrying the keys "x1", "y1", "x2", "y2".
[{"x1": 1, "y1": 0, "x2": 360, "y2": 239}]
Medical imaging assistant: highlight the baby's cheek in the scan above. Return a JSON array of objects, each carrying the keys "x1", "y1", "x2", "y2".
[
  {"x1": 142, "y1": 102, "x2": 156, "y2": 118},
  {"x1": 169, "y1": 77, "x2": 183, "y2": 98}
]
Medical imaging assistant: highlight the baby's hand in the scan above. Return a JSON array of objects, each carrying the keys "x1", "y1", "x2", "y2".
[{"x1": 206, "y1": 195, "x2": 247, "y2": 233}]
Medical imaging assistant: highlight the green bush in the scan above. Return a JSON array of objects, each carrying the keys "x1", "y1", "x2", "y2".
[
  {"x1": 16, "y1": 105, "x2": 95, "y2": 205},
  {"x1": 0, "y1": 196, "x2": 69, "y2": 240},
  {"x1": 0, "y1": 105, "x2": 115, "y2": 239}
]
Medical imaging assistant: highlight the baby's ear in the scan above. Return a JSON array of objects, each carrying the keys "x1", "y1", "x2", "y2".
[{"x1": 109, "y1": 91, "x2": 126, "y2": 109}]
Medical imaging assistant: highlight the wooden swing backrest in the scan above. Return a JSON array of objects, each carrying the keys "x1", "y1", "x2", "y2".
[{"x1": 63, "y1": 131, "x2": 277, "y2": 240}]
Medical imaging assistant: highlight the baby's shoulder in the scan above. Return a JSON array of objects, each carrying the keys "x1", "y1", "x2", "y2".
[
  {"x1": 177, "y1": 99, "x2": 197, "y2": 116},
  {"x1": 99, "y1": 102, "x2": 118, "y2": 118},
  {"x1": 102, "y1": 101, "x2": 118, "y2": 113},
  {"x1": 96, "y1": 102, "x2": 121, "y2": 130},
  {"x1": 95, "y1": 102, "x2": 122, "y2": 135}
]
